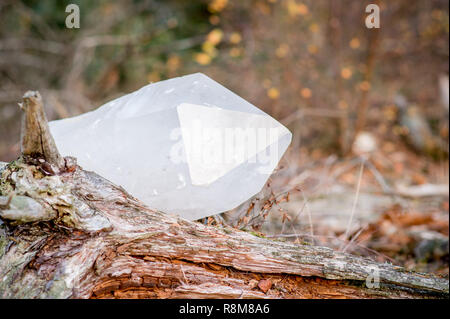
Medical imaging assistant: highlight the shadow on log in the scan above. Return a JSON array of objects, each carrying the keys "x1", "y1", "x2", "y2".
[{"x1": 0, "y1": 92, "x2": 448, "y2": 299}]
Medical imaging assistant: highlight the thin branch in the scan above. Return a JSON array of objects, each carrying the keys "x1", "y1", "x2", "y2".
[
  {"x1": 341, "y1": 160, "x2": 365, "y2": 249},
  {"x1": 0, "y1": 38, "x2": 65, "y2": 54}
]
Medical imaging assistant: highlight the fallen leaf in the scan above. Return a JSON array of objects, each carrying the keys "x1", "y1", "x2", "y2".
[{"x1": 258, "y1": 279, "x2": 272, "y2": 293}]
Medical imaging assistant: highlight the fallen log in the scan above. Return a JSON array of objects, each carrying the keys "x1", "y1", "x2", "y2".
[{"x1": 0, "y1": 92, "x2": 448, "y2": 299}]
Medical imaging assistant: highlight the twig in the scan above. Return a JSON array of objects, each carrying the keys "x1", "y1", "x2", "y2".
[
  {"x1": 300, "y1": 191, "x2": 314, "y2": 239},
  {"x1": 341, "y1": 160, "x2": 365, "y2": 250},
  {"x1": 365, "y1": 159, "x2": 392, "y2": 193},
  {"x1": 342, "y1": 225, "x2": 368, "y2": 253},
  {"x1": 0, "y1": 38, "x2": 65, "y2": 54},
  {"x1": 266, "y1": 233, "x2": 397, "y2": 263}
]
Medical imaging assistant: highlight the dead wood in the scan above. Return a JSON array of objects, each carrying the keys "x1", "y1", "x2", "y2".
[
  {"x1": 19, "y1": 91, "x2": 65, "y2": 172},
  {"x1": 0, "y1": 92, "x2": 448, "y2": 299}
]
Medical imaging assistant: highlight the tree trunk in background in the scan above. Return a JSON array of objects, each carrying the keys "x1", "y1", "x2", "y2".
[
  {"x1": 0, "y1": 92, "x2": 447, "y2": 299},
  {"x1": 352, "y1": 20, "x2": 381, "y2": 149}
]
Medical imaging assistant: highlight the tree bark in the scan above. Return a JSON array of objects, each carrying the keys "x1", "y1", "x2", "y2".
[{"x1": 0, "y1": 92, "x2": 448, "y2": 299}]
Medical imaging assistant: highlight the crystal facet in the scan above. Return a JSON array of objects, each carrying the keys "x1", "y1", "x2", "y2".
[{"x1": 49, "y1": 73, "x2": 292, "y2": 220}]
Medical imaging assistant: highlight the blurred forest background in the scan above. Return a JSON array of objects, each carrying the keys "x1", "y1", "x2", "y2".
[{"x1": 0, "y1": 0, "x2": 449, "y2": 276}]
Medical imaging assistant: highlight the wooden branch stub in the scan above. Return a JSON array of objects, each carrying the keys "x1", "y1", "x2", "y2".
[{"x1": 19, "y1": 91, "x2": 65, "y2": 171}]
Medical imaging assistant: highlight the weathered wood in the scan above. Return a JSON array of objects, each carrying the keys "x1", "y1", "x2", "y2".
[
  {"x1": 0, "y1": 91, "x2": 448, "y2": 299},
  {"x1": 19, "y1": 91, "x2": 65, "y2": 172}
]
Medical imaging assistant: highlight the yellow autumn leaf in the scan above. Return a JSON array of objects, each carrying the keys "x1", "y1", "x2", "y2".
[
  {"x1": 383, "y1": 105, "x2": 397, "y2": 121},
  {"x1": 147, "y1": 71, "x2": 160, "y2": 83},
  {"x1": 349, "y1": 37, "x2": 360, "y2": 49},
  {"x1": 229, "y1": 32, "x2": 242, "y2": 44},
  {"x1": 267, "y1": 87, "x2": 280, "y2": 99},
  {"x1": 275, "y1": 44, "x2": 290, "y2": 58},
  {"x1": 287, "y1": 0, "x2": 309, "y2": 17},
  {"x1": 300, "y1": 88, "x2": 312, "y2": 99},
  {"x1": 308, "y1": 44, "x2": 318, "y2": 54},
  {"x1": 256, "y1": 2, "x2": 271, "y2": 15},
  {"x1": 209, "y1": 15, "x2": 220, "y2": 25},
  {"x1": 208, "y1": 0, "x2": 228, "y2": 13},
  {"x1": 341, "y1": 67, "x2": 352, "y2": 79},
  {"x1": 358, "y1": 81, "x2": 371, "y2": 91},
  {"x1": 202, "y1": 41, "x2": 218, "y2": 56},
  {"x1": 207, "y1": 28, "x2": 224, "y2": 46},
  {"x1": 262, "y1": 79, "x2": 272, "y2": 89},
  {"x1": 309, "y1": 23, "x2": 319, "y2": 33},
  {"x1": 229, "y1": 47, "x2": 243, "y2": 57},
  {"x1": 166, "y1": 55, "x2": 181, "y2": 72},
  {"x1": 338, "y1": 100, "x2": 348, "y2": 109},
  {"x1": 195, "y1": 53, "x2": 212, "y2": 65}
]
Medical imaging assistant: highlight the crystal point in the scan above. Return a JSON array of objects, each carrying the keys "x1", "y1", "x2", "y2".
[{"x1": 49, "y1": 73, "x2": 292, "y2": 220}]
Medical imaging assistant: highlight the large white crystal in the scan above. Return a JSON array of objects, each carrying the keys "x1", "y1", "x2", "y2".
[{"x1": 49, "y1": 73, "x2": 292, "y2": 220}]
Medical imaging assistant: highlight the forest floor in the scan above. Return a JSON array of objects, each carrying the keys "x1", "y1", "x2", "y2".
[{"x1": 219, "y1": 143, "x2": 449, "y2": 278}]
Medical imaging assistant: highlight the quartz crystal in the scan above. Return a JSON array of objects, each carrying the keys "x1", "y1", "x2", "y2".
[{"x1": 49, "y1": 73, "x2": 292, "y2": 220}]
